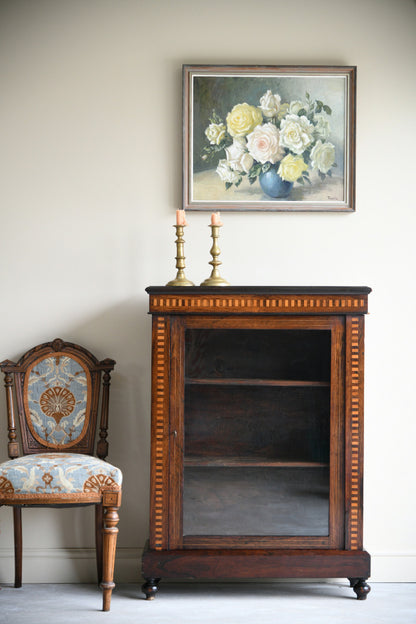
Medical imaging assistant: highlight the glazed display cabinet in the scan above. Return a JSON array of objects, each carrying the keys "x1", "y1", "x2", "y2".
[{"x1": 142, "y1": 287, "x2": 371, "y2": 600}]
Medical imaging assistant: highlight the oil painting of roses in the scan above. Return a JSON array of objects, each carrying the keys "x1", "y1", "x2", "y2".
[{"x1": 183, "y1": 65, "x2": 356, "y2": 212}]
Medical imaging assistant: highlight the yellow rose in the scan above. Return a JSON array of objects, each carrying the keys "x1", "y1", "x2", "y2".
[
  {"x1": 278, "y1": 154, "x2": 308, "y2": 182},
  {"x1": 226, "y1": 103, "x2": 263, "y2": 138}
]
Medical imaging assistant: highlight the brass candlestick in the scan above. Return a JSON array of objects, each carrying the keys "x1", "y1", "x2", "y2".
[
  {"x1": 200, "y1": 224, "x2": 230, "y2": 286},
  {"x1": 166, "y1": 225, "x2": 194, "y2": 286}
]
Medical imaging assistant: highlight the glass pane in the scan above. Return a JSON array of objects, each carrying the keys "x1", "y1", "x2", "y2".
[
  {"x1": 183, "y1": 467, "x2": 329, "y2": 536},
  {"x1": 183, "y1": 329, "x2": 331, "y2": 537}
]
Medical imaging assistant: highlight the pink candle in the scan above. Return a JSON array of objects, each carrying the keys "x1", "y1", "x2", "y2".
[
  {"x1": 211, "y1": 212, "x2": 223, "y2": 226},
  {"x1": 176, "y1": 210, "x2": 188, "y2": 226}
]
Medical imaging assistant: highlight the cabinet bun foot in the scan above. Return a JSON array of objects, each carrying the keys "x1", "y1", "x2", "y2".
[
  {"x1": 352, "y1": 578, "x2": 371, "y2": 600},
  {"x1": 142, "y1": 578, "x2": 161, "y2": 600}
]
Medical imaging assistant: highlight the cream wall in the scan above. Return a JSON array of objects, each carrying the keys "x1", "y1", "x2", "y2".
[{"x1": 0, "y1": 0, "x2": 415, "y2": 583}]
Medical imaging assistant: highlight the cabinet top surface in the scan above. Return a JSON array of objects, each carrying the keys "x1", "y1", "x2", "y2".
[{"x1": 146, "y1": 286, "x2": 371, "y2": 295}]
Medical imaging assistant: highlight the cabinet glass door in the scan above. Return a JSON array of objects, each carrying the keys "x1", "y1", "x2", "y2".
[{"x1": 179, "y1": 318, "x2": 343, "y2": 546}]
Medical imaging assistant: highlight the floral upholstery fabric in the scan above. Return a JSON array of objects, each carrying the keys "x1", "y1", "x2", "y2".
[
  {"x1": 0, "y1": 453, "x2": 122, "y2": 502},
  {"x1": 26, "y1": 355, "x2": 89, "y2": 447}
]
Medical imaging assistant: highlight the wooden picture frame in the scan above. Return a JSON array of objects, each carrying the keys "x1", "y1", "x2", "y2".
[{"x1": 183, "y1": 65, "x2": 356, "y2": 212}]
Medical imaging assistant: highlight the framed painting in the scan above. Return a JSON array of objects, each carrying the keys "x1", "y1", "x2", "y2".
[{"x1": 183, "y1": 65, "x2": 356, "y2": 212}]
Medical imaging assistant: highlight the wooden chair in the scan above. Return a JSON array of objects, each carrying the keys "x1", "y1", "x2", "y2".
[{"x1": 0, "y1": 338, "x2": 122, "y2": 611}]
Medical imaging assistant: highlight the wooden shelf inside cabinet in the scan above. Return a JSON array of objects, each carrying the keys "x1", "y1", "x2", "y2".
[
  {"x1": 185, "y1": 378, "x2": 330, "y2": 388},
  {"x1": 143, "y1": 286, "x2": 372, "y2": 601},
  {"x1": 184, "y1": 457, "x2": 329, "y2": 468}
]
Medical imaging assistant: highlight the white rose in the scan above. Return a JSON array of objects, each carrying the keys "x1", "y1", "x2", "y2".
[
  {"x1": 310, "y1": 140, "x2": 335, "y2": 174},
  {"x1": 205, "y1": 122, "x2": 226, "y2": 145},
  {"x1": 259, "y1": 90, "x2": 281, "y2": 118},
  {"x1": 279, "y1": 114, "x2": 314, "y2": 155},
  {"x1": 314, "y1": 114, "x2": 330, "y2": 140},
  {"x1": 246, "y1": 123, "x2": 285, "y2": 164},
  {"x1": 225, "y1": 139, "x2": 254, "y2": 173},
  {"x1": 289, "y1": 100, "x2": 305, "y2": 115},
  {"x1": 216, "y1": 159, "x2": 240, "y2": 184}
]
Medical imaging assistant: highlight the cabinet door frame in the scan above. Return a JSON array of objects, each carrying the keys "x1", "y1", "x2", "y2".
[{"x1": 168, "y1": 314, "x2": 345, "y2": 550}]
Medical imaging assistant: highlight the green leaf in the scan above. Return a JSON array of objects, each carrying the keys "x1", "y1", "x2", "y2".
[
  {"x1": 306, "y1": 92, "x2": 310, "y2": 100},
  {"x1": 323, "y1": 105, "x2": 332, "y2": 115},
  {"x1": 200, "y1": 147, "x2": 217, "y2": 163},
  {"x1": 248, "y1": 177, "x2": 257, "y2": 185},
  {"x1": 315, "y1": 103, "x2": 323, "y2": 113},
  {"x1": 318, "y1": 171, "x2": 326, "y2": 181},
  {"x1": 297, "y1": 108, "x2": 307, "y2": 117},
  {"x1": 235, "y1": 176, "x2": 243, "y2": 187},
  {"x1": 251, "y1": 163, "x2": 262, "y2": 177},
  {"x1": 262, "y1": 162, "x2": 271, "y2": 173},
  {"x1": 225, "y1": 182, "x2": 232, "y2": 190},
  {"x1": 209, "y1": 109, "x2": 224, "y2": 125},
  {"x1": 303, "y1": 175, "x2": 312, "y2": 185},
  {"x1": 327, "y1": 169, "x2": 332, "y2": 177},
  {"x1": 297, "y1": 177, "x2": 305, "y2": 185}
]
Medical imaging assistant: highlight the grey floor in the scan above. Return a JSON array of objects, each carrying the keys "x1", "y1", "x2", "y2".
[{"x1": 0, "y1": 582, "x2": 415, "y2": 624}]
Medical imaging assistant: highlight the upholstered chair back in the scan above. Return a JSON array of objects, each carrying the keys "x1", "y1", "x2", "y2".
[{"x1": 2, "y1": 338, "x2": 115, "y2": 459}]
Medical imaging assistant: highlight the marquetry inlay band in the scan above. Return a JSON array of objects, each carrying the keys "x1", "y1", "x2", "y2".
[
  {"x1": 349, "y1": 317, "x2": 361, "y2": 550},
  {"x1": 149, "y1": 295, "x2": 368, "y2": 315},
  {"x1": 153, "y1": 316, "x2": 167, "y2": 550}
]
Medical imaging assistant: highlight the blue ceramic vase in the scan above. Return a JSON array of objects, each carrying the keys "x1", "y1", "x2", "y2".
[{"x1": 259, "y1": 167, "x2": 293, "y2": 198}]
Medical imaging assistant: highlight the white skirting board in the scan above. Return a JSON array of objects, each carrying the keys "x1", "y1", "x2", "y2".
[
  {"x1": 0, "y1": 547, "x2": 142, "y2": 584},
  {"x1": 0, "y1": 548, "x2": 415, "y2": 583}
]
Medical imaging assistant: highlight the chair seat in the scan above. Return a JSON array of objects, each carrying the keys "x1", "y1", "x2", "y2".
[{"x1": 0, "y1": 453, "x2": 122, "y2": 503}]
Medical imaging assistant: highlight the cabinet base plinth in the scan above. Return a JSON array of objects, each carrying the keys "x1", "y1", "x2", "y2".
[{"x1": 142, "y1": 546, "x2": 370, "y2": 590}]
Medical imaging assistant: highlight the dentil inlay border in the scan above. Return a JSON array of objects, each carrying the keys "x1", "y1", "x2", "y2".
[
  {"x1": 346, "y1": 316, "x2": 363, "y2": 550},
  {"x1": 149, "y1": 294, "x2": 368, "y2": 315},
  {"x1": 151, "y1": 317, "x2": 169, "y2": 550}
]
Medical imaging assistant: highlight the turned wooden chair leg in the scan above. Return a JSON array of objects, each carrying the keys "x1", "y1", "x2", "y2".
[
  {"x1": 95, "y1": 503, "x2": 104, "y2": 584},
  {"x1": 13, "y1": 506, "x2": 22, "y2": 588},
  {"x1": 100, "y1": 498, "x2": 120, "y2": 612}
]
